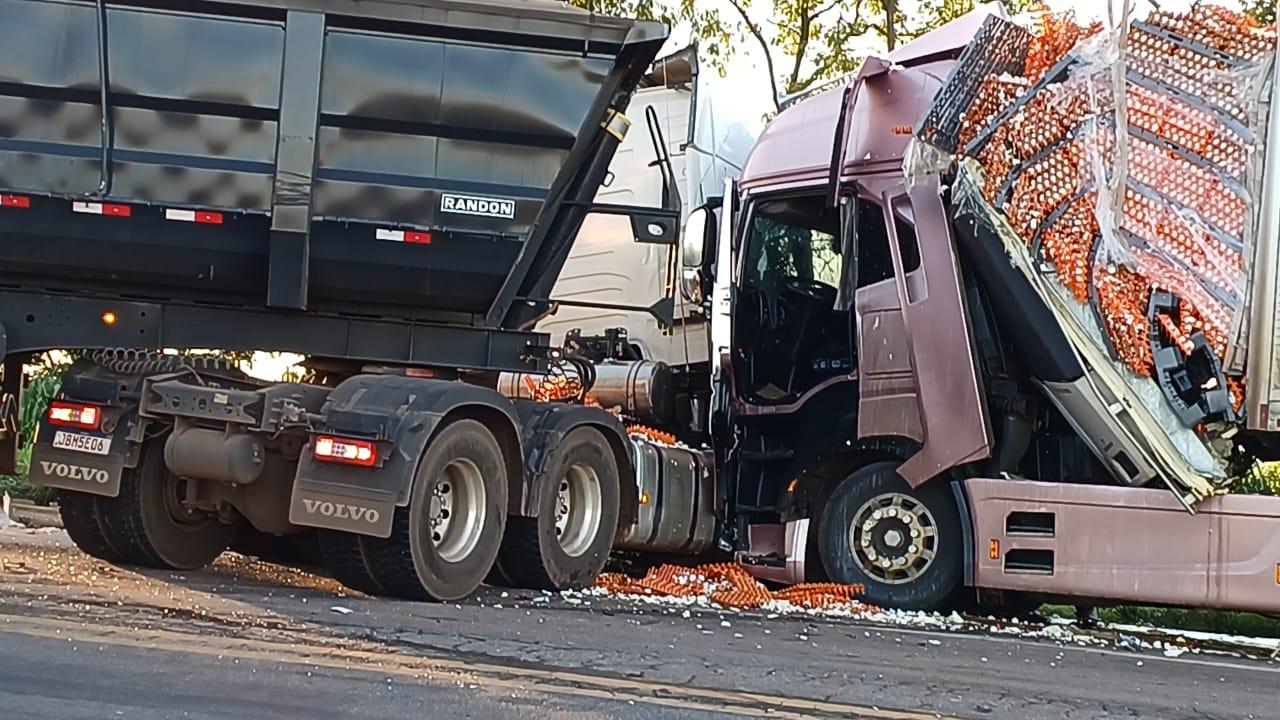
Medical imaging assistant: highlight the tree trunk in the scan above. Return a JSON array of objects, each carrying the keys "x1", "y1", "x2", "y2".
[{"x1": 885, "y1": 0, "x2": 898, "y2": 50}]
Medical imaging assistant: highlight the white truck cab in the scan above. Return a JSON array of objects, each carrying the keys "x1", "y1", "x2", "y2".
[{"x1": 538, "y1": 46, "x2": 768, "y2": 367}]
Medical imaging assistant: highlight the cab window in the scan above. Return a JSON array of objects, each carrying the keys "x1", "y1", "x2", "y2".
[{"x1": 742, "y1": 198, "x2": 842, "y2": 291}]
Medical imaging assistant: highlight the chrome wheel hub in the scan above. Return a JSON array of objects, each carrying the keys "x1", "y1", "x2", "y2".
[
  {"x1": 427, "y1": 458, "x2": 486, "y2": 563},
  {"x1": 849, "y1": 492, "x2": 939, "y2": 585},
  {"x1": 553, "y1": 463, "x2": 603, "y2": 558}
]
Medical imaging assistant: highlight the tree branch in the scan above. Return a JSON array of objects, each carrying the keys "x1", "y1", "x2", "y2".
[
  {"x1": 884, "y1": 0, "x2": 897, "y2": 50},
  {"x1": 726, "y1": 0, "x2": 782, "y2": 110},
  {"x1": 800, "y1": 55, "x2": 837, "y2": 89},
  {"x1": 789, "y1": 9, "x2": 811, "y2": 90},
  {"x1": 812, "y1": 0, "x2": 842, "y2": 17}
]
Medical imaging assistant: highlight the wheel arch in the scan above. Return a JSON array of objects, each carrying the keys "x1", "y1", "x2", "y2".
[
  {"x1": 951, "y1": 478, "x2": 976, "y2": 588},
  {"x1": 594, "y1": 421, "x2": 638, "y2": 529},
  {"x1": 511, "y1": 400, "x2": 637, "y2": 527},
  {"x1": 291, "y1": 375, "x2": 524, "y2": 538},
  {"x1": 780, "y1": 436, "x2": 920, "y2": 523}
]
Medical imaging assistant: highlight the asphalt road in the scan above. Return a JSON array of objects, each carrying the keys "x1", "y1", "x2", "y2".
[{"x1": 0, "y1": 527, "x2": 1275, "y2": 720}]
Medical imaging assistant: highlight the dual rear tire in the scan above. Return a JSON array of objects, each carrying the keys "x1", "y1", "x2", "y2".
[
  {"x1": 496, "y1": 427, "x2": 620, "y2": 590},
  {"x1": 320, "y1": 421, "x2": 620, "y2": 601},
  {"x1": 61, "y1": 416, "x2": 621, "y2": 601},
  {"x1": 60, "y1": 439, "x2": 237, "y2": 571},
  {"x1": 321, "y1": 419, "x2": 508, "y2": 602}
]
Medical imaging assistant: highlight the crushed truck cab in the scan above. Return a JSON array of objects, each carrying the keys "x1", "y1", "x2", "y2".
[{"x1": 708, "y1": 5, "x2": 1280, "y2": 612}]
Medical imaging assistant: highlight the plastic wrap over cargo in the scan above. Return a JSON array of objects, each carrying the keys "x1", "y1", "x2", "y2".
[{"x1": 914, "y1": 5, "x2": 1278, "y2": 495}]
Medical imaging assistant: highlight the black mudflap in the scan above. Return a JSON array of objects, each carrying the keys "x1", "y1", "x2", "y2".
[
  {"x1": 29, "y1": 418, "x2": 136, "y2": 499},
  {"x1": 288, "y1": 484, "x2": 396, "y2": 538},
  {"x1": 27, "y1": 449, "x2": 125, "y2": 497}
]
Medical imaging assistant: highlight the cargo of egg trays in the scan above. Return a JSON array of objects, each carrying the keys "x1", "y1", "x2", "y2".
[{"x1": 919, "y1": 6, "x2": 1276, "y2": 458}]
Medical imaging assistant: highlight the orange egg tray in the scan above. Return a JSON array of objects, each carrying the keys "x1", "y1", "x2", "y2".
[
  {"x1": 596, "y1": 563, "x2": 871, "y2": 611},
  {"x1": 958, "y1": 4, "x2": 1269, "y2": 407}
]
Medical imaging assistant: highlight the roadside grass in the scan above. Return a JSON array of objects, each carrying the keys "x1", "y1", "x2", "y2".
[
  {"x1": 1040, "y1": 603, "x2": 1280, "y2": 638},
  {"x1": 0, "y1": 354, "x2": 65, "y2": 505}
]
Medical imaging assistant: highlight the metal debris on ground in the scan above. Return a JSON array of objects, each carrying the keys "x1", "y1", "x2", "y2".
[
  {"x1": 595, "y1": 563, "x2": 871, "y2": 611},
  {"x1": 0, "y1": 508, "x2": 19, "y2": 529}
]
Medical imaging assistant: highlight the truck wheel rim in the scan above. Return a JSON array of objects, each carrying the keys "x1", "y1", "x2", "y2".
[
  {"x1": 428, "y1": 458, "x2": 486, "y2": 563},
  {"x1": 848, "y1": 492, "x2": 938, "y2": 585},
  {"x1": 554, "y1": 463, "x2": 603, "y2": 558},
  {"x1": 162, "y1": 471, "x2": 206, "y2": 526}
]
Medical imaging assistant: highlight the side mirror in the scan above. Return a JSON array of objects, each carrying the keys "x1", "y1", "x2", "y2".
[
  {"x1": 679, "y1": 204, "x2": 717, "y2": 306},
  {"x1": 682, "y1": 207, "x2": 710, "y2": 268},
  {"x1": 679, "y1": 268, "x2": 703, "y2": 306}
]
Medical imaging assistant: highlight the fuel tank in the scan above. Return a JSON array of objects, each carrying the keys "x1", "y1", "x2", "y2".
[{"x1": 614, "y1": 436, "x2": 715, "y2": 555}]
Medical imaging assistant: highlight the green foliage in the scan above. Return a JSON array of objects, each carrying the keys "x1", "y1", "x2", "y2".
[
  {"x1": 567, "y1": 1, "x2": 736, "y2": 74},
  {"x1": 1235, "y1": 462, "x2": 1280, "y2": 496},
  {"x1": 568, "y1": 0, "x2": 664, "y2": 18},
  {"x1": 1245, "y1": 0, "x2": 1276, "y2": 26},
  {"x1": 569, "y1": 0, "x2": 1025, "y2": 110},
  {"x1": 1043, "y1": 603, "x2": 1280, "y2": 639},
  {"x1": 0, "y1": 354, "x2": 70, "y2": 505},
  {"x1": 910, "y1": 0, "x2": 1037, "y2": 31}
]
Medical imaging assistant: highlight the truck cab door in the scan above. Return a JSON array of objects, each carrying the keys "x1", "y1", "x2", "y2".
[
  {"x1": 710, "y1": 178, "x2": 737, "y2": 360},
  {"x1": 709, "y1": 178, "x2": 737, "y2": 430},
  {"x1": 854, "y1": 175, "x2": 991, "y2": 486}
]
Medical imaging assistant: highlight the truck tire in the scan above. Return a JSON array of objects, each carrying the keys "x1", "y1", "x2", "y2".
[
  {"x1": 58, "y1": 491, "x2": 124, "y2": 563},
  {"x1": 96, "y1": 440, "x2": 237, "y2": 571},
  {"x1": 317, "y1": 530, "x2": 386, "y2": 596},
  {"x1": 360, "y1": 419, "x2": 507, "y2": 601},
  {"x1": 818, "y1": 461, "x2": 962, "y2": 610},
  {"x1": 496, "y1": 427, "x2": 620, "y2": 590}
]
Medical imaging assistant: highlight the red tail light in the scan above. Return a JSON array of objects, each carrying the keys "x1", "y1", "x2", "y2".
[
  {"x1": 48, "y1": 401, "x2": 101, "y2": 430},
  {"x1": 313, "y1": 435, "x2": 377, "y2": 467},
  {"x1": 0, "y1": 194, "x2": 30, "y2": 209}
]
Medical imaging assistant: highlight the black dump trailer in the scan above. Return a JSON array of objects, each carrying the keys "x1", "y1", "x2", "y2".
[{"x1": 2, "y1": 0, "x2": 681, "y2": 601}]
